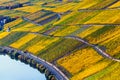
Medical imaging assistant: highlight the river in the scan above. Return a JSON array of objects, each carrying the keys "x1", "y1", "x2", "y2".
[{"x1": 0, "y1": 54, "x2": 46, "y2": 80}]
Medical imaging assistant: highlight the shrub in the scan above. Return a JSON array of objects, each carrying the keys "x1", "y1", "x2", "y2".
[
  {"x1": 45, "y1": 69, "x2": 51, "y2": 77},
  {"x1": 38, "y1": 64, "x2": 46, "y2": 73}
]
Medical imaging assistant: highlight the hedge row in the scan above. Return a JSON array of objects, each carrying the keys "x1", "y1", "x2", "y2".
[{"x1": 0, "y1": 47, "x2": 57, "y2": 80}]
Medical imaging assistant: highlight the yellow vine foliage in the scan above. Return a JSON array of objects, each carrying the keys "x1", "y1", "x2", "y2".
[
  {"x1": 51, "y1": 26, "x2": 79, "y2": 36},
  {"x1": 88, "y1": 27, "x2": 120, "y2": 44},
  {"x1": 100, "y1": 27, "x2": 120, "y2": 44},
  {"x1": 35, "y1": 13, "x2": 56, "y2": 23},
  {"x1": 4, "y1": 19, "x2": 23, "y2": 29},
  {"x1": 85, "y1": 10, "x2": 120, "y2": 24},
  {"x1": 52, "y1": 2, "x2": 76, "y2": 13},
  {"x1": 0, "y1": 0, "x2": 10, "y2": 3},
  {"x1": 15, "y1": 6, "x2": 42, "y2": 13},
  {"x1": 12, "y1": 24, "x2": 33, "y2": 31},
  {"x1": 99, "y1": 63, "x2": 120, "y2": 80},
  {"x1": 10, "y1": 33, "x2": 37, "y2": 48},
  {"x1": 109, "y1": 1, "x2": 120, "y2": 8},
  {"x1": 53, "y1": 11, "x2": 77, "y2": 25},
  {"x1": 77, "y1": 26, "x2": 104, "y2": 38},
  {"x1": 72, "y1": 0, "x2": 98, "y2": 10},
  {"x1": 57, "y1": 47, "x2": 102, "y2": 75},
  {"x1": 0, "y1": 32, "x2": 10, "y2": 39},
  {"x1": 26, "y1": 38, "x2": 59, "y2": 54},
  {"x1": 0, "y1": 10, "x2": 8, "y2": 14},
  {"x1": 12, "y1": 23, "x2": 44, "y2": 32},
  {"x1": 71, "y1": 61, "x2": 110, "y2": 80},
  {"x1": 22, "y1": 23, "x2": 35, "y2": 28},
  {"x1": 34, "y1": 1, "x2": 44, "y2": 5},
  {"x1": 30, "y1": 26, "x2": 44, "y2": 32}
]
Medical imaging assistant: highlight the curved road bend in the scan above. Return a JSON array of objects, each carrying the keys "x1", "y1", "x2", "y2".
[
  {"x1": 31, "y1": 32, "x2": 120, "y2": 62},
  {"x1": 3, "y1": 1, "x2": 119, "y2": 79},
  {"x1": 2, "y1": 46, "x2": 69, "y2": 80},
  {"x1": 23, "y1": 17, "x2": 120, "y2": 27},
  {"x1": 64, "y1": 36, "x2": 120, "y2": 62},
  {"x1": 2, "y1": 33, "x2": 120, "y2": 80}
]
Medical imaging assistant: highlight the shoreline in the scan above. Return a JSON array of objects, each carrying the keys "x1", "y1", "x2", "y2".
[{"x1": 0, "y1": 46, "x2": 69, "y2": 80}]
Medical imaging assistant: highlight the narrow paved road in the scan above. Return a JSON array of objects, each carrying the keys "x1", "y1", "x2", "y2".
[
  {"x1": 2, "y1": 46, "x2": 69, "y2": 80},
  {"x1": 64, "y1": 36, "x2": 120, "y2": 62},
  {"x1": 20, "y1": 5, "x2": 120, "y2": 79},
  {"x1": 55, "y1": 24, "x2": 120, "y2": 27},
  {"x1": 30, "y1": 32, "x2": 120, "y2": 62},
  {"x1": 43, "y1": 26, "x2": 60, "y2": 35},
  {"x1": 78, "y1": 7, "x2": 120, "y2": 12},
  {"x1": 23, "y1": 16, "x2": 120, "y2": 27}
]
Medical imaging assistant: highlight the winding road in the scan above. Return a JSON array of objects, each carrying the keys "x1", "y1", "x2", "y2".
[
  {"x1": 19, "y1": 2, "x2": 120, "y2": 79},
  {"x1": 4, "y1": 32, "x2": 119, "y2": 80},
  {"x1": 23, "y1": 15, "x2": 120, "y2": 27},
  {"x1": 55, "y1": 24, "x2": 120, "y2": 27},
  {"x1": 30, "y1": 32, "x2": 120, "y2": 62},
  {"x1": 77, "y1": 7, "x2": 120, "y2": 12},
  {"x1": 64, "y1": 36, "x2": 120, "y2": 62},
  {"x1": 2, "y1": 46, "x2": 69, "y2": 80},
  {"x1": 0, "y1": 1, "x2": 120, "y2": 80}
]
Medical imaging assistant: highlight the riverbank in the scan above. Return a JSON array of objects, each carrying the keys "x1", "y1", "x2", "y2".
[{"x1": 0, "y1": 46, "x2": 69, "y2": 80}]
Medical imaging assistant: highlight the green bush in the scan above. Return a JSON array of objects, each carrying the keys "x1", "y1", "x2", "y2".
[
  {"x1": 45, "y1": 68, "x2": 51, "y2": 77},
  {"x1": 38, "y1": 64, "x2": 46, "y2": 73},
  {"x1": 48, "y1": 75, "x2": 57, "y2": 80}
]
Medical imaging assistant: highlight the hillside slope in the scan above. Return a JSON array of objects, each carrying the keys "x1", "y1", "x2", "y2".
[{"x1": 1, "y1": 0, "x2": 120, "y2": 80}]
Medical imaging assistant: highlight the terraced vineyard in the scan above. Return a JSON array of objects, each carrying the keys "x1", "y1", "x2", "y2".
[
  {"x1": 1, "y1": 0, "x2": 120, "y2": 80},
  {"x1": 24, "y1": 9, "x2": 60, "y2": 25}
]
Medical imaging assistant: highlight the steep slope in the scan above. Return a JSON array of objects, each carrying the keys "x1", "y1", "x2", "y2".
[{"x1": 0, "y1": 0, "x2": 120, "y2": 80}]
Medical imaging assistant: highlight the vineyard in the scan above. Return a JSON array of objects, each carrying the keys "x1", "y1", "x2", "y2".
[
  {"x1": 0, "y1": 0, "x2": 120, "y2": 80},
  {"x1": 24, "y1": 9, "x2": 60, "y2": 25}
]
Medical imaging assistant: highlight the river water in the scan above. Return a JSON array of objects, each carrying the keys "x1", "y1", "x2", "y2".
[{"x1": 0, "y1": 55, "x2": 46, "y2": 80}]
